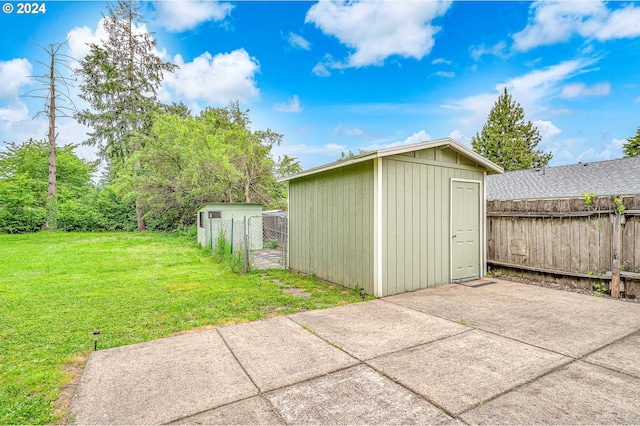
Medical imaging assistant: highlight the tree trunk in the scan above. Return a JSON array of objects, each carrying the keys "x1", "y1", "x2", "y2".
[
  {"x1": 135, "y1": 198, "x2": 146, "y2": 232},
  {"x1": 46, "y1": 50, "x2": 57, "y2": 232}
]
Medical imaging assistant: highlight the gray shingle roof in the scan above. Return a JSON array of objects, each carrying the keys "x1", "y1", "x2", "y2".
[{"x1": 486, "y1": 156, "x2": 640, "y2": 201}]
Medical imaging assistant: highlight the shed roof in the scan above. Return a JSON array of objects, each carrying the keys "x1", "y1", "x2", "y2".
[
  {"x1": 279, "y1": 137, "x2": 503, "y2": 182},
  {"x1": 486, "y1": 156, "x2": 640, "y2": 201},
  {"x1": 197, "y1": 202, "x2": 262, "y2": 210}
]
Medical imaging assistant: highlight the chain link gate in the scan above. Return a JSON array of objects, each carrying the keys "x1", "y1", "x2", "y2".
[{"x1": 245, "y1": 214, "x2": 288, "y2": 270}]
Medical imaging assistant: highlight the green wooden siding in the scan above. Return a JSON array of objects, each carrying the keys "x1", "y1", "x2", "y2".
[
  {"x1": 381, "y1": 151, "x2": 484, "y2": 296},
  {"x1": 196, "y1": 203, "x2": 262, "y2": 249},
  {"x1": 288, "y1": 161, "x2": 374, "y2": 294}
]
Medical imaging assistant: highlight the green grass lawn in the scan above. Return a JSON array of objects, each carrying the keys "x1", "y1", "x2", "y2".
[{"x1": 0, "y1": 232, "x2": 366, "y2": 425}]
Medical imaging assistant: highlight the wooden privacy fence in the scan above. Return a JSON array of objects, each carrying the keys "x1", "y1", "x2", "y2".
[{"x1": 487, "y1": 195, "x2": 640, "y2": 299}]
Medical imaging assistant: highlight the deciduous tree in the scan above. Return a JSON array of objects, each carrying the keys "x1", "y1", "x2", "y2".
[
  {"x1": 128, "y1": 103, "x2": 286, "y2": 229},
  {"x1": 0, "y1": 139, "x2": 96, "y2": 233}
]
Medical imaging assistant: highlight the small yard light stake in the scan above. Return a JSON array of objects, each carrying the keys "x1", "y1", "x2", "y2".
[{"x1": 93, "y1": 330, "x2": 100, "y2": 351}]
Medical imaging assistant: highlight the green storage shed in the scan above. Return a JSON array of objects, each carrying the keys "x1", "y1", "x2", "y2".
[
  {"x1": 280, "y1": 138, "x2": 503, "y2": 297},
  {"x1": 197, "y1": 203, "x2": 263, "y2": 251}
]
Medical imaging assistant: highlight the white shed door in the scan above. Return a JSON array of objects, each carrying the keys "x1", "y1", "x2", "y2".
[{"x1": 451, "y1": 180, "x2": 481, "y2": 282}]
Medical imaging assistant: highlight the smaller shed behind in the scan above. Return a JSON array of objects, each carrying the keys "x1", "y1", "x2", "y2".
[{"x1": 197, "y1": 203, "x2": 263, "y2": 251}]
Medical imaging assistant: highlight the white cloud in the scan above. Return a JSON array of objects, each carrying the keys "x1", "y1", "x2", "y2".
[
  {"x1": 576, "y1": 137, "x2": 626, "y2": 162},
  {"x1": 287, "y1": 33, "x2": 310, "y2": 50},
  {"x1": 533, "y1": 120, "x2": 562, "y2": 141},
  {"x1": 67, "y1": 17, "x2": 169, "y2": 62},
  {"x1": 446, "y1": 58, "x2": 596, "y2": 130},
  {"x1": 560, "y1": 82, "x2": 610, "y2": 99},
  {"x1": 312, "y1": 54, "x2": 345, "y2": 77},
  {"x1": 162, "y1": 49, "x2": 260, "y2": 105},
  {"x1": 67, "y1": 21, "x2": 106, "y2": 59},
  {"x1": 595, "y1": 4, "x2": 640, "y2": 40},
  {"x1": 330, "y1": 123, "x2": 371, "y2": 138},
  {"x1": 364, "y1": 130, "x2": 431, "y2": 151},
  {"x1": 312, "y1": 62, "x2": 331, "y2": 77},
  {"x1": 402, "y1": 130, "x2": 431, "y2": 145},
  {"x1": 432, "y1": 58, "x2": 451, "y2": 65},
  {"x1": 635, "y1": 96, "x2": 640, "y2": 103},
  {"x1": 449, "y1": 130, "x2": 470, "y2": 145},
  {"x1": 305, "y1": 0, "x2": 451, "y2": 68},
  {"x1": 470, "y1": 41, "x2": 507, "y2": 61},
  {"x1": 434, "y1": 71, "x2": 455, "y2": 78},
  {"x1": 0, "y1": 101, "x2": 29, "y2": 122},
  {"x1": 442, "y1": 92, "x2": 497, "y2": 128},
  {"x1": 513, "y1": 1, "x2": 640, "y2": 51},
  {"x1": 273, "y1": 95, "x2": 302, "y2": 113},
  {"x1": 155, "y1": 0, "x2": 233, "y2": 32},
  {"x1": 0, "y1": 59, "x2": 32, "y2": 99},
  {"x1": 344, "y1": 127, "x2": 363, "y2": 136},
  {"x1": 281, "y1": 142, "x2": 345, "y2": 154}
]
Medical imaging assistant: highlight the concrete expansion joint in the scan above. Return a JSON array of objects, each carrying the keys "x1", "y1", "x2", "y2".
[
  {"x1": 380, "y1": 297, "x2": 589, "y2": 361},
  {"x1": 216, "y1": 328, "x2": 262, "y2": 391},
  {"x1": 361, "y1": 358, "x2": 459, "y2": 420},
  {"x1": 577, "y1": 327, "x2": 640, "y2": 380},
  {"x1": 284, "y1": 310, "x2": 467, "y2": 423},
  {"x1": 378, "y1": 297, "x2": 471, "y2": 329},
  {"x1": 454, "y1": 357, "x2": 578, "y2": 420}
]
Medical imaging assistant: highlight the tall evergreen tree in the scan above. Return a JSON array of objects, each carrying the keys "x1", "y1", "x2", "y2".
[
  {"x1": 623, "y1": 127, "x2": 640, "y2": 157},
  {"x1": 75, "y1": 0, "x2": 176, "y2": 231},
  {"x1": 471, "y1": 87, "x2": 552, "y2": 171}
]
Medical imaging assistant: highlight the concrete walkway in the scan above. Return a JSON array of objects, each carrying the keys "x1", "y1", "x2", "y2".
[{"x1": 70, "y1": 279, "x2": 640, "y2": 425}]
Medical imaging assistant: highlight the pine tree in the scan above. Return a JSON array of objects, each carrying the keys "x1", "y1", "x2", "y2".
[
  {"x1": 623, "y1": 127, "x2": 640, "y2": 158},
  {"x1": 471, "y1": 87, "x2": 552, "y2": 171},
  {"x1": 75, "y1": 0, "x2": 176, "y2": 231}
]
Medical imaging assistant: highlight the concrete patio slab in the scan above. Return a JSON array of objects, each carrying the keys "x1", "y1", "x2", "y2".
[
  {"x1": 386, "y1": 280, "x2": 640, "y2": 357},
  {"x1": 584, "y1": 331, "x2": 640, "y2": 379},
  {"x1": 218, "y1": 316, "x2": 358, "y2": 392},
  {"x1": 70, "y1": 330, "x2": 257, "y2": 425},
  {"x1": 265, "y1": 364, "x2": 452, "y2": 425},
  {"x1": 367, "y1": 329, "x2": 570, "y2": 415},
  {"x1": 169, "y1": 397, "x2": 284, "y2": 425},
  {"x1": 70, "y1": 279, "x2": 640, "y2": 425},
  {"x1": 460, "y1": 361, "x2": 640, "y2": 425},
  {"x1": 289, "y1": 299, "x2": 468, "y2": 360}
]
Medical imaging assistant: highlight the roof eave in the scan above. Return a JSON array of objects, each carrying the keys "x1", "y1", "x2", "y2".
[{"x1": 278, "y1": 137, "x2": 503, "y2": 182}]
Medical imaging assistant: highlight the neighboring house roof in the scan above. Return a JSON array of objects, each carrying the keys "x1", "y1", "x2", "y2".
[
  {"x1": 278, "y1": 137, "x2": 503, "y2": 182},
  {"x1": 486, "y1": 156, "x2": 640, "y2": 201}
]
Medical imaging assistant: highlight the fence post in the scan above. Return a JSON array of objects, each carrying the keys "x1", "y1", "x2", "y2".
[
  {"x1": 243, "y1": 216, "x2": 248, "y2": 273},
  {"x1": 209, "y1": 215, "x2": 213, "y2": 251},
  {"x1": 244, "y1": 234, "x2": 249, "y2": 273},
  {"x1": 230, "y1": 217, "x2": 234, "y2": 254},
  {"x1": 611, "y1": 213, "x2": 623, "y2": 298}
]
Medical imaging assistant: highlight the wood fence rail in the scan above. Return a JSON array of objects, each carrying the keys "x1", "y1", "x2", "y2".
[{"x1": 486, "y1": 195, "x2": 640, "y2": 299}]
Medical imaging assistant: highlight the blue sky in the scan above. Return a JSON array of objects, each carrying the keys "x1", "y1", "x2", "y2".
[{"x1": 1, "y1": 0, "x2": 640, "y2": 170}]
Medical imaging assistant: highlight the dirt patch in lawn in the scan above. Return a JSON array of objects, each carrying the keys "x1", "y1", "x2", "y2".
[{"x1": 55, "y1": 353, "x2": 90, "y2": 425}]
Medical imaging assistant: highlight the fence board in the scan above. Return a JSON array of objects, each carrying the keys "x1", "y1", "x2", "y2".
[
  {"x1": 541, "y1": 218, "x2": 552, "y2": 270},
  {"x1": 635, "y1": 218, "x2": 640, "y2": 273},
  {"x1": 587, "y1": 215, "x2": 600, "y2": 274},
  {"x1": 487, "y1": 195, "x2": 638, "y2": 293}
]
